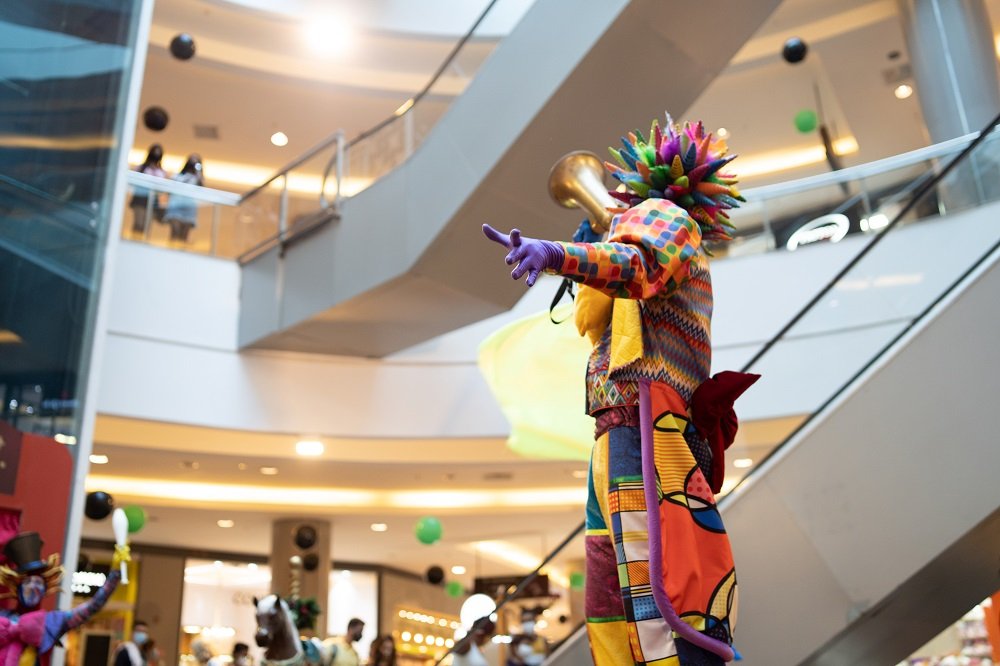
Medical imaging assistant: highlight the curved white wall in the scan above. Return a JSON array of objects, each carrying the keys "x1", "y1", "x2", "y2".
[{"x1": 97, "y1": 205, "x2": 998, "y2": 438}]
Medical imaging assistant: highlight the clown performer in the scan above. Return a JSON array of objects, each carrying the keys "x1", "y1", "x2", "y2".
[
  {"x1": 0, "y1": 529, "x2": 130, "y2": 666},
  {"x1": 483, "y1": 115, "x2": 759, "y2": 666}
]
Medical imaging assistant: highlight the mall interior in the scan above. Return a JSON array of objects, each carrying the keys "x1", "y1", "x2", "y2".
[{"x1": 1, "y1": 0, "x2": 999, "y2": 665}]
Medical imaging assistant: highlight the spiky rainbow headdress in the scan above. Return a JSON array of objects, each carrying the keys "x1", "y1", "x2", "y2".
[{"x1": 605, "y1": 114, "x2": 744, "y2": 242}]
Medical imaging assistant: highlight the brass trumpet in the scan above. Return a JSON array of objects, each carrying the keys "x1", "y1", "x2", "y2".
[{"x1": 547, "y1": 150, "x2": 617, "y2": 233}]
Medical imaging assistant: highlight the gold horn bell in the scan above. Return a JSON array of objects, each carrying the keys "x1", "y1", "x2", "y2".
[{"x1": 548, "y1": 150, "x2": 617, "y2": 233}]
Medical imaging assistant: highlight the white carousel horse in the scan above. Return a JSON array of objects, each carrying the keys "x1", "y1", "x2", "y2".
[{"x1": 253, "y1": 595, "x2": 336, "y2": 666}]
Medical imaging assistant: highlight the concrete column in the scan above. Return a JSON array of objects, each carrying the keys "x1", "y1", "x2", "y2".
[
  {"x1": 270, "y1": 519, "x2": 331, "y2": 638},
  {"x1": 897, "y1": 0, "x2": 1000, "y2": 141}
]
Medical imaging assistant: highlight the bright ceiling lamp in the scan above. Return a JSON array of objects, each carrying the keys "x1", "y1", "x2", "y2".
[
  {"x1": 295, "y1": 439, "x2": 324, "y2": 456},
  {"x1": 304, "y1": 13, "x2": 353, "y2": 56},
  {"x1": 732, "y1": 136, "x2": 860, "y2": 179}
]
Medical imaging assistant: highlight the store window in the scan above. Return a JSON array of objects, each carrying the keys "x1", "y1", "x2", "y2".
[
  {"x1": 327, "y1": 569, "x2": 378, "y2": 659},
  {"x1": 180, "y1": 560, "x2": 270, "y2": 666}
]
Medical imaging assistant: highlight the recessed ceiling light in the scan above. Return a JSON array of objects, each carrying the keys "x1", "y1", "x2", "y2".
[
  {"x1": 894, "y1": 83, "x2": 913, "y2": 99},
  {"x1": 733, "y1": 458, "x2": 753, "y2": 469},
  {"x1": 248, "y1": 563, "x2": 258, "y2": 570},
  {"x1": 295, "y1": 440, "x2": 324, "y2": 456},
  {"x1": 217, "y1": 519, "x2": 235, "y2": 528},
  {"x1": 89, "y1": 454, "x2": 109, "y2": 465},
  {"x1": 213, "y1": 560, "x2": 223, "y2": 567},
  {"x1": 570, "y1": 469, "x2": 588, "y2": 479},
  {"x1": 370, "y1": 523, "x2": 388, "y2": 532},
  {"x1": 451, "y1": 565, "x2": 466, "y2": 575},
  {"x1": 717, "y1": 127, "x2": 729, "y2": 138},
  {"x1": 270, "y1": 131, "x2": 288, "y2": 147},
  {"x1": 54, "y1": 433, "x2": 77, "y2": 445},
  {"x1": 237, "y1": 463, "x2": 247, "y2": 471},
  {"x1": 260, "y1": 466, "x2": 279, "y2": 475}
]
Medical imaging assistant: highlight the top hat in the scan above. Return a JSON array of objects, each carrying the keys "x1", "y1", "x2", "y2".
[{"x1": 3, "y1": 532, "x2": 47, "y2": 575}]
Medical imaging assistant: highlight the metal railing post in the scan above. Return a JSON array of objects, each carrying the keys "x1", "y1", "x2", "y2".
[
  {"x1": 279, "y1": 174, "x2": 289, "y2": 239},
  {"x1": 211, "y1": 204, "x2": 221, "y2": 255},
  {"x1": 336, "y1": 130, "x2": 345, "y2": 205},
  {"x1": 404, "y1": 110, "x2": 414, "y2": 157},
  {"x1": 143, "y1": 194, "x2": 154, "y2": 240}
]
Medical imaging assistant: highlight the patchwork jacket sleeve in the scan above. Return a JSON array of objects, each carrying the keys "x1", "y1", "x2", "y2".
[{"x1": 555, "y1": 198, "x2": 702, "y2": 300}]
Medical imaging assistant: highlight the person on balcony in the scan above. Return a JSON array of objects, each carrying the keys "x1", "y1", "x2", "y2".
[
  {"x1": 129, "y1": 144, "x2": 167, "y2": 235},
  {"x1": 164, "y1": 154, "x2": 204, "y2": 244},
  {"x1": 483, "y1": 116, "x2": 758, "y2": 665}
]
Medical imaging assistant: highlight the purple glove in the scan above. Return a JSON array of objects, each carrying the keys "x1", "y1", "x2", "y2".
[{"x1": 482, "y1": 224, "x2": 564, "y2": 287}]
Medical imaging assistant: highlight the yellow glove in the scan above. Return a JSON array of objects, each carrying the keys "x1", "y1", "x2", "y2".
[{"x1": 574, "y1": 286, "x2": 613, "y2": 345}]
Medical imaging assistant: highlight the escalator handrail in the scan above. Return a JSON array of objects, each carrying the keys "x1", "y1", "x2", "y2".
[
  {"x1": 741, "y1": 128, "x2": 983, "y2": 202},
  {"x1": 0, "y1": 174, "x2": 96, "y2": 225}
]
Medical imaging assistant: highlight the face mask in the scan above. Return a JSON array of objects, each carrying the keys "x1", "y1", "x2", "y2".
[
  {"x1": 521, "y1": 621, "x2": 535, "y2": 634},
  {"x1": 18, "y1": 577, "x2": 45, "y2": 609},
  {"x1": 133, "y1": 632, "x2": 148, "y2": 646}
]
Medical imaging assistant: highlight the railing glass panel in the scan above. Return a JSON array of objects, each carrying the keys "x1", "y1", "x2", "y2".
[{"x1": 120, "y1": 170, "x2": 241, "y2": 256}]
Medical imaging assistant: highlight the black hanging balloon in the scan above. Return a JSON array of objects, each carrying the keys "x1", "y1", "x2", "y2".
[
  {"x1": 425, "y1": 565, "x2": 444, "y2": 585},
  {"x1": 781, "y1": 37, "x2": 808, "y2": 64},
  {"x1": 143, "y1": 106, "x2": 169, "y2": 132},
  {"x1": 170, "y1": 33, "x2": 196, "y2": 61},
  {"x1": 84, "y1": 491, "x2": 115, "y2": 520},
  {"x1": 302, "y1": 553, "x2": 320, "y2": 571},
  {"x1": 293, "y1": 525, "x2": 318, "y2": 550}
]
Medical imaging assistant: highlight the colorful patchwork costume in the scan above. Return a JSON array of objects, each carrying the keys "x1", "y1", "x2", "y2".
[{"x1": 484, "y1": 117, "x2": 757, "y2": 665}]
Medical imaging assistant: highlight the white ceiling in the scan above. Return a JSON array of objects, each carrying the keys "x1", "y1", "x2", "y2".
[{"x1": 101, "y1": 0, "x2": 1000, "y2": 580}]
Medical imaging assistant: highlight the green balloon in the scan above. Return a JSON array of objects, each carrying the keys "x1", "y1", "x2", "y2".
[
  {"x1": 123, "y1": 505, "x2": 146, "y2": 533},
  {"x1": 445, "y1": 581, "x2": 464, "y2": 598},
  {"x1": 794, "y1": 109, "x2": 818, "y2": 134},
  {"x1": 414, "y1": 516, "x2": 442, "y2": 545},
  {"x1": 569, "y1": 571, "x2": 585, "y2": 591}
]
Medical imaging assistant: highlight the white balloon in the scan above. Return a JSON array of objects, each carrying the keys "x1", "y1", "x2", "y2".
[{"x1": 459, "y1": 594, "x2": 496, "y2": 629}]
